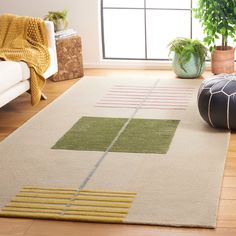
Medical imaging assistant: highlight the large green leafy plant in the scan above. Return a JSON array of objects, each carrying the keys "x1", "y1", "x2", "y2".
[
  {"x1": 194, "y1": 0, "x2": 236, "y2": 51},
  {"x1": 168, "y1": 38, "x2": 208, "y2": 72}
]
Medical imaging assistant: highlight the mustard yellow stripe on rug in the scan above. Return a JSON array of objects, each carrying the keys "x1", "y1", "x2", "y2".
[
  {"x1": 21, "y1": 189, "x2": 78, "y2": 195},
  {"x1": 0, "y1": 187, "x2": 136, "y2": 223},
  {"x1": 80, "y1": 189, "x2": 136, "y2": 195},
  {"x1": 0, "y1": 211, "x2": 125, "y2": 223},
  {"x1": 23, "y1": 186, "x2": 77, "y2": 191},
  {"x1": 78, "y1": 192, "x2": 136, "y2": 198},
  {"x1": 16, "y1": 193, "x2": 134, "y2": 203},
  {"x1": 16, "y1": 193, "x2": 75, "y2": 199},
  {"x1": 5, "y1": 202, "x2": 129, "y2": 213}
]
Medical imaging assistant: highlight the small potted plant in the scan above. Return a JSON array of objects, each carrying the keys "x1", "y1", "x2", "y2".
[
  {"x1": 168, "y1": 38, "x2": 208, "y2": 79},
  {"x1": 44, "y1": 9, "x2": 68, "y2": 32},
  {"x1": 194, "y1": 0, "x2": 236, "y2": 74}
]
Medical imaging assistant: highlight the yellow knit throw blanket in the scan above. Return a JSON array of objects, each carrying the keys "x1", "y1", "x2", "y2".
[{"x1": 0, "y1": 14, "x2": 50, "y2": 105}]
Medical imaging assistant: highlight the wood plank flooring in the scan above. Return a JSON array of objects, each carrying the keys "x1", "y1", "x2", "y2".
[{"x1": 0, "y1": 69, "x2": 236, "y2": 236}]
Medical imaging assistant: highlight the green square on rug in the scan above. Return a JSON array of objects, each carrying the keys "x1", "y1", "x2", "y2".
[
  {"x1": 52, "y1": 116, "x2": 179, "y2": 154},
  {"x1": 53, "y1": 117, "x2": 127, "y2": 151},
  {"x1": 111, "y1": 119, "x2": 179, "y2": 154}
]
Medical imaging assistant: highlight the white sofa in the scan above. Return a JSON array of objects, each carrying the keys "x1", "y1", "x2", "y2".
[{"x1": 0, "y1": 21, "x2": 58, "y2": 108}]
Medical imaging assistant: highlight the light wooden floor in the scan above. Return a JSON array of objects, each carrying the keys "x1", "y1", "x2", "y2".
[{"x1": 0, "y1": 69, "x2": 236, "y2": 236}]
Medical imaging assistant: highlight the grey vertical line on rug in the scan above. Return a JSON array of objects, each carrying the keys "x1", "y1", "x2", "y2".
[{"x1": 60, "y1": 78, "x2": 160, "y2": 216}]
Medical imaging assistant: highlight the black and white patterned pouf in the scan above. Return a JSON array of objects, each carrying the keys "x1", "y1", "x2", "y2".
[{"x1": 198, "y1": 74, "x2": 236, "y2": 130}]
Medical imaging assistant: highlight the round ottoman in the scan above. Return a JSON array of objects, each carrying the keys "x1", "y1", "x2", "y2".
[{"x1": 198, "y1": 74, "x2": 236, "y2": 130}]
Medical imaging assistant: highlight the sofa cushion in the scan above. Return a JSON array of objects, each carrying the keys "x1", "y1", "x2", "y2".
[
  {"x1": 0, "y1": 49, "x2": 55, "y2": 95},
  {"x1": 19, "y1": 48, "x2": 55, "y2": 80},
  {"x1": 0, "y1": 61, "x2": 23, "y2": 94}
]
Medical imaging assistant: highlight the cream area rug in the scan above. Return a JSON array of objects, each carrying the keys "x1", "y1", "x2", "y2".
[{"x1": 0, "y1": 76, "x2": 229, "y2": 228}]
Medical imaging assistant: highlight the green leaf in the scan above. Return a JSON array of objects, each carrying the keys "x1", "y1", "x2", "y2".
[
  {"x1": 168, "y1": 37, "x2": 208, "y2": 68},
  {"x1": 194, "y1": 0, "x2": 236, "y2": 48}
]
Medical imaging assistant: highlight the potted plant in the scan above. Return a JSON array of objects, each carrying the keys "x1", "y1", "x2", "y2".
[
  {"x1": 194, "y1": 0, "x2": 236, "y2": 74},
  {"x1": 168, "y1": 37, "x2": 208, "y2": 78},
  {"x1": 44, "y1": 9, "x2": 68, "y2": 32}
]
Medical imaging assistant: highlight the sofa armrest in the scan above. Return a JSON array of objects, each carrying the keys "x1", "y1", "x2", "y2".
[{"x1": 43, "y1": 21, "x2": 58, "y2": 78}]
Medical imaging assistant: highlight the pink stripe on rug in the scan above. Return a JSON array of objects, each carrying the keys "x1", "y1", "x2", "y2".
[{"x1": 95, "y1": 105, "x2": 186, "y2": 110}]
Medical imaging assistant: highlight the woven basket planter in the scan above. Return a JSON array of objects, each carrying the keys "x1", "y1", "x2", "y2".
[{"x1": 211, "y1": 46, "x2": 235, "y2": 74}]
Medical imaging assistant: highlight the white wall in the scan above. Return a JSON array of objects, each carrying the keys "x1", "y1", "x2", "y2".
[{"x1": 0, "y1": 0, "x2": 171, "y2": 69}]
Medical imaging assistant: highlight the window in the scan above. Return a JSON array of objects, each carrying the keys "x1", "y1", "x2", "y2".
[{"x1": 101, "y1": 0, "x2": 204, "y2": 60}]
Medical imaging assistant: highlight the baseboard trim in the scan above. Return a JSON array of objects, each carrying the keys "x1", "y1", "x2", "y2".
[{"x1": 84, "y1": 61, "x2": 212, "y2": 70}]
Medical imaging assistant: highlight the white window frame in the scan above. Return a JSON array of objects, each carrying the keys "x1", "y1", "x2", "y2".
[{"x1": 101, "y1": 0, "x2": 195, "y2": 61}]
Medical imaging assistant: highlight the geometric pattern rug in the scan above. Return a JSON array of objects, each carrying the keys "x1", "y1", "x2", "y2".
[{"x1": 0, "y1": 76, "x2": 230, "y2": 228}]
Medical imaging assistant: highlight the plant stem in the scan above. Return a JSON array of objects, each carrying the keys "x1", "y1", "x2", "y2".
[{"x1": 222, "y1": 35, "x2": 228, "y2": 50}]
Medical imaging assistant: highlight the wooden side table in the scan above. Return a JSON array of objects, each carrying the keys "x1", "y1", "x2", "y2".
[{"x1": 51, "y1": 36, "x2": 84, "y2": 82}]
